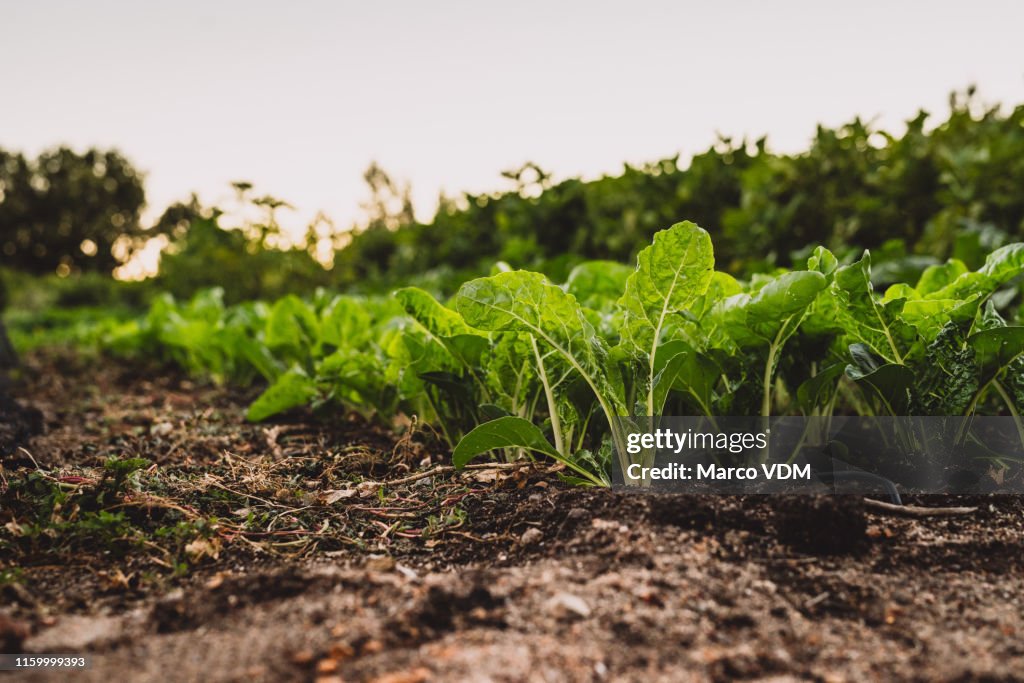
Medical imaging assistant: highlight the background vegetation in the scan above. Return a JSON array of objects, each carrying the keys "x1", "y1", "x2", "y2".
[
  {"x1": 2, "y1": 88, "x2": 1024, "y2": 486},
  {"x1": 3, "y1": 89, "x2": 1024, "y2": 315}
]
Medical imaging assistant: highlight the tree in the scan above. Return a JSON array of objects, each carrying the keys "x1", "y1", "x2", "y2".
[
  {"x1": 360, "y1": 162, "x2": 415, "y2": 231},
  {"x1": 0, "y1": 146, "x2": 146, "y2": 274},
  {"x1": 151, "y1": 192, "x2": 332, "y2": 303}
]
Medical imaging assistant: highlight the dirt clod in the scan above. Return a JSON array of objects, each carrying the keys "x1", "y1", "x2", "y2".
[
  {"x1": 773, "y1": 495, "x2": 867, "y2": 555},
  {"x1": 519, "y1": 526, "x2": 544, "y2": 546}
]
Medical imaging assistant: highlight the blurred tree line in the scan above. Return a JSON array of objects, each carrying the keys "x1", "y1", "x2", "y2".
[
  {"x1": 335, "y1": 89, "x2": 1024, "y2": 289},
  {"x1": 2, "y1": 88, "x2": 1023, "y2": 311}
]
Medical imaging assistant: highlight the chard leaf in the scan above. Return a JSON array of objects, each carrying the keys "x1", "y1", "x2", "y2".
[
  {"x1": 482, "y1": 332, "x2": 536, "y2": 417},
  {"x1": 617, "y1": 221, "x2": 714, "y2": 360},
  {"x1": 846, "y1": 360, "x2": 914, "y2": 416},
  {"x1": 231, "y1": 332, "x2": 284, "y2": 382},
  {"x1": 395, "y1": 322, "x2": 461, "y2": 376},
  {"x1": 444, "y1": 334, "x2": 490, "y2": 367},
  {"x1": 910, "y1": 323, "x2": 979, "y2": 415},
  {"x1": 318, "y1": 348, "x2": 394, "y2": 415},
  {"x1": 454, "y1": 271, "x2": 626, "y2": 416},
  {"x1": 803, "y1": 249, "x2": 845, "y2": 338},
  {"x1": 901, "y1": 295, "x2": 981, "y2": 342},
  {"x1": 715, "y1": 271, "x2": 827, "y2": 349},
  {"x1": 454, "y1": 270, "x2": 628, "y2": 467},
  {"x1": 452, "y1": 417, "x2": 558, "y2": 467},
  {"x1": 652, "y1": 339, "x2": 721, "y2": 417},
  {"x1": 452, "y1": 416, "x2": 605, "y2": 486},
  {"x1": 320, "y1": 296, "x2": 374, "y2": 349},
  {"x1": 265, "y1": 295, "x2": 320, "y2": 353},
  {"x1": 916, "y1": 259, "x2": 968, "y2": 295},
  {"x1": 925, "y1": 243, "x2": 1024, "y2": 300},
  {"x1": 565, "y1": 260, "x2": 634, "y2": 311},
  {"x1": 395, "y1": 287, "x2": 478, "y2": 338},
  {"x1": 807, "y1": 246, "x2": 839, "y2": 276},
  {"x1": 712, "y1": 271, "x2": 827, "y2": 416},
  {"x1": 616, "y1": 221, "x2": 713, "y2": 416},
  {"x1": 694, "y1": 271, "x2": 743, "y2": 314},
  {"x1": 832, "y1": 252, "x2": 916, "y2": 364},
  {"x1": 247, "y1": 366, "x2": 318, "y2": 421},
  {"x1": 883, "y1": 283, "x2": 918, "y2": 302},
  {"x1": 977, "y1": 300, "x2": 1008, "y2": 331},
  {"x1": 746, "y1": 271, "x2": 828, "y2": 326},
  {"x1": 680, "y1": 271, "x2": 743, "y2": 347},
  {"x1": 796, "y1": 364, "x2": 845, "y2": 415},
  {"x1": 979, "y1": 243, "x2": 1024, "y2": 282},
  {"x1": 395, "y1": 286, "x2": 488, "y2": 366},
  {"x1": 968, "y1": 327, "x2": 1024, "y2": 382}
]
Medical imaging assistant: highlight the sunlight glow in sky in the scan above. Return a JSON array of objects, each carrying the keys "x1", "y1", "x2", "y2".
[{"x1": 5, "y1": 0, "x2": 1024, "y2": 243}]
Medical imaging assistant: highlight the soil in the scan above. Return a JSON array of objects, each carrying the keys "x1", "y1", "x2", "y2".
[{"x1": 2, "y1": 351, "x2": 1024, "y2": 682}]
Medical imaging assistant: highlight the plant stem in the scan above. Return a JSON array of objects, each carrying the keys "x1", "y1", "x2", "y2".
[
  {"x1": 423, "y1": 390, "x2": 454, "y2": 449},
  {"x1": 992, "y1": 379, "x2": 1024, "y2": 449},
  {"x1": 762, "y1": 325, "x2": 787, "y2": 418},
  {"x1": 531, "y1": 335, "x2": 565, "y2": 456}
]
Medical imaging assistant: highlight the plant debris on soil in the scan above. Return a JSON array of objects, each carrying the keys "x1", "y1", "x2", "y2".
[{"x1": 3, "y1": 351, "x2": 1024, "y2": 682}]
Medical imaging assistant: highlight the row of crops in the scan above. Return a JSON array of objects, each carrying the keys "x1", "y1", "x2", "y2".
[{"x1": 66, "y1": 223, "x2": 1024, "y2": 486}]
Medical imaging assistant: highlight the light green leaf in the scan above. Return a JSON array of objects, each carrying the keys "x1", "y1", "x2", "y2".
[
  {"x1": 716, "y1": 271, "x2": 827, "y2": 348},
  {"x1": 320, "y1": 296, "x2": 374, "y2": 348},
  {"x1": 565, "y1": 260, "x2": 633, "y2": 311},
  {"x1": 916, "y1": 259, "x2": 968, "y2": 295},
  {"x1": 482, "y1": 332, "x2": 536, "y2": 417},
  {"x1": 807, "y1": 246, "x2": 838, "y2": 276},
  {"x1": 979, "y1": 243, "x2": 1024, "y2": 282},
  {"x1": 265, "y1": 295, "x2": 320, "y2": 352},
  {"x1": 395, "y1": 287, "x2": 488, "y2": 367},
  {"x1": 901, "y1": 295, "x2": 981, "y2": 342},
  {"x1": 454, "y1": 271, "x2": 625, "y2": 415},
  {"x1": 455, "y1": 270, "x2": 628, "y2": 468},
  {"x1": 926, "y1": 243, "x2": 1024, "y2": 301},
  {"x1": 617, "y1": 221, "x2": 714, "y2": 358},
  {"x1": 247, "y1": 367, "x2": 318, "y2": 422},
  {"x1": 651, "y1": 340, "x2": 721, "y2": 417},
  {"x1": 396, "y1": 287, "x2": 478, "y2": 338}
]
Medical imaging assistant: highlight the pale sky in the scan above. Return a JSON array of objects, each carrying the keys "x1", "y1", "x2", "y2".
[{"x1": 5, "y1": 0, "x2": 1024, "y2": 234}]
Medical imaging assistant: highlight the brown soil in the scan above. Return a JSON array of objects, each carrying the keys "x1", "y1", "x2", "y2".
[{"x1": 2, "y1": 352, "x2": 1024, "y2": 682}]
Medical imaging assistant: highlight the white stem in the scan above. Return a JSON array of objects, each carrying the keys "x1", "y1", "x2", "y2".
[{"x1": 531, "y1": 335, "x2": 565, "y2": 456}]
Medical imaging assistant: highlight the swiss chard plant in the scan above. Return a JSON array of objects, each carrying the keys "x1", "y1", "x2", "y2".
[{"x1": 78, "y1": 221, "x2": 1023, "y2": 487}]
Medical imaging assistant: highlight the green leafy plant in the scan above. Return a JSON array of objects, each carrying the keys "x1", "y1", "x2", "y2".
[{"x1": 40, "y1": 219, "x2": 1024, "y2": 487}]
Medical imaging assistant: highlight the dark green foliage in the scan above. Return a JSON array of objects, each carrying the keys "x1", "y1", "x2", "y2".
[
  {"x1": 330, "y1": 90, "x2": 1024, "y2": 291},
  {"x1": 911, "y1": 323, "x2": 979, "y2": 415},
  {"x1": 0, "y1": 147, "x2": 145, "y2": 274},
  {"x1": 153, "y1": 209, "x2": 332, "y2": 305}
]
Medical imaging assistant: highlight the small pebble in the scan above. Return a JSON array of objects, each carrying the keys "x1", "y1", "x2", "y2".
[
  {"x1": 520, "y1": 527, "x2": 543, "y2": 546},
  {"x1": 545, "y1": 592, "x2": 591, "y2": 620}
]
